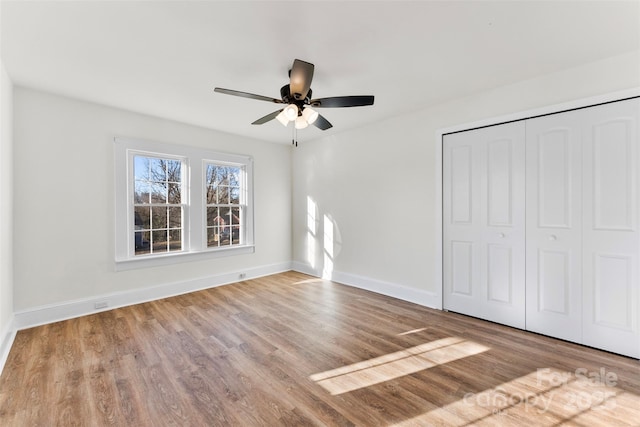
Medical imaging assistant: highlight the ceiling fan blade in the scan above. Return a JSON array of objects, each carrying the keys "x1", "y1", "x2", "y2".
[
  {"x1": 312, "y1": 114, "x2": 333, "y2": 131},
  {"x1": 310, "y1": 95, "x2": 374, "y2": 108},
  {"x1": 289, "y1": 59, "x2": 314, "y2": 101},
  {"x1": 214, "y1": 87, "x2": 284, "y2": 104},
  {"x1": 252, "y1": 109, "x2": 283, "y2": 125}
]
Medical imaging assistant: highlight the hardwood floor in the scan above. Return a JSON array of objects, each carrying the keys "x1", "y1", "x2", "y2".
[{"x1": 0, "y1": 271, "x2": 638, "y2": 426}]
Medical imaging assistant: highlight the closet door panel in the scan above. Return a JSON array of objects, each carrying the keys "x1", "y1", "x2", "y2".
[
  {"x1": 444, "y1": 122, "x2": 525, "y2": 329},
  {"x1": 538, "y1": 132, "x2": 572, "y2": 228},
  {"x1": 593, "y1": 254, "x2": 634, "y2": 327},
  {"x1": 592, "y1": 119, "x2": 635, "y2": 230},
  {"x1": 450, "y1": 145, "x2": 474, "y2": 224},
  {"x1": 487, "y1": 244, "x2": 513, "y2": 303},
  {"x1": 525, "y1": 111, "x2": 583, "y2": 342},
  {"x1": 450, "y1": 241, "x2": 473, "y2": 296},
  {"x1": 487, "y1": 139, "x2": 515, "y2": 226},
  {"x1": 582, "y1": 98, "x2": 639, "y2": 358},
  {"x1": 481, "y1": 123, "x2": 526, "y2": 328},
  {"x1": 538, "y1": 250, "x2": 570, "y2": 313},
  {"x1": 482, "y1": 132, "x2": 526, "y2": 328},
  {"x1": 443, "y1": 133, "x2": 483, "y2": 319}
]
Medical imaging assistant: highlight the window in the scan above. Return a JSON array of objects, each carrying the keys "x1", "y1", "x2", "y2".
[
  {"x1": 133, "y1": 155, "x2": 184, "y2": 255},
  {"x1": 205, "y1": 163, "x2": 245, "y2": 248},
  {"x1": 114, "y1": 137, "x2": 254, "y2": 269}
]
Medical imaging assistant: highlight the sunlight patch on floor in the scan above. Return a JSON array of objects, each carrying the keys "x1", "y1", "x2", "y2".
[
  {"x1": 397, "y1": 328, "x2": 427, "y2": 336},
  {"x1": 390, "y1": 367, "x2": 640, "y2": 426},
  {"x1": 310, "y1": 337, "x2": 489, "y2": 395},
  {"x1": 293, "y1": 278, "x2": 327, "y2": 285}
]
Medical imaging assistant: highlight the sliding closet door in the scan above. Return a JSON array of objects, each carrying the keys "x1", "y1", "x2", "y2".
[
  {"x1": 582, "y1": 98, "x2": 640, "y2": 358},
  {"x1": 443, "y1": 122, "x2": 526, "y2": 329},
  {"x1": 525, "y1": 111, "x2": 583, "y2": 342}
]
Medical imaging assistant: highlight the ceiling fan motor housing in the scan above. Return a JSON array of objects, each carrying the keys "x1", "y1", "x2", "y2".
[{"x1": 280, "y1": 85, "x2": 312, "y2": 115}]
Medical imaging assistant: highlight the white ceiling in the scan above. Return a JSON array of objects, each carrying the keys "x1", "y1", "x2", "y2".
[{"x1": 2, "y1": 1, "x2": 639, "y2": 144}]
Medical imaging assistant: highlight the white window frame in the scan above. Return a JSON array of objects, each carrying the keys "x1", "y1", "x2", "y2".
[
  {"x1": 129, "y1": 151, "x2": 188, "y2": 256},
  {"x1": 114, "y1": 137, "x2": 254, "y2": 270},
  {"x1": 203, "y1": 160, "x2": 248, "y2": 249}
]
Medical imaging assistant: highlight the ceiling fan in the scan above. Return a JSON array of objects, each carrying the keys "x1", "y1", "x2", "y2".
[{"x1": 214, "y1": 59, "x2": 374, "y2": 133}]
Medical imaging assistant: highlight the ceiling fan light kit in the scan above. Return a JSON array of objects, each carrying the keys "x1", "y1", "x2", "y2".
[
  {"x1": 302, "y1": 107, "x2": 319, "y2": 125},
  {"x1": 295, "y1": 116, "x2": 309, "y2": 129},
  {"x1": 275, "y1": 110, "x2": 289, "y2": 126},
  {"x1": 283, "y1": 103, "x2": 299, "y2": 121},
  {"x1": 276, "y1": 105, "x2": 317, "y2": 129},
  {"x1": 214, "y1": 59, "x2": 374, "y2": 142}
]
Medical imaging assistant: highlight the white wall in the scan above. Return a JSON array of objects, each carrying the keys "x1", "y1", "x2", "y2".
[
  {"x1": 12, "y1": 87, "x2": 292, "y2": 315},
  {"x1": 292, "y1": 50, "x2": 640, "y2": 308},
  {"x1": 0, "y1": 57, "x2": 15, "y2": 359}
]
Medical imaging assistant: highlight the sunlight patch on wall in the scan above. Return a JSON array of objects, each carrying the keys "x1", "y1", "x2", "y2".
[
  {"x1": 306, "y1": 196, "x2": 317, "y2": 269},
  {"x1": 389, "y1": 367, "x2": 640, "y2": 426},
  {"x1": 306, "y1": 234, "x2": 316, "y2": 270},
  {"x1": 307, "y1": 196, "x2": 317, "y2": 235},
  {"x1": 310, "y1": 337, "x2": 489, "y2": 395},
  {"x1": 322, "y1": 214, "x2": 334, "y2": 279}
]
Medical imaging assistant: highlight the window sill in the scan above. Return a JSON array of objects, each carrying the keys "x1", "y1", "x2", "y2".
[{"x1": 115, "y1": 245, "x2": 255, "y2": 271}]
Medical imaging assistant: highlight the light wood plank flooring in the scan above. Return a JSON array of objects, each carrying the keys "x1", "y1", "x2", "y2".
[{"x1": 0, "y1": 271, "x2": 638, "y2": 426}]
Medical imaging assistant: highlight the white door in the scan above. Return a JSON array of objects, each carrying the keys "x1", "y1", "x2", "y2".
[
  {"x1": 582, "y1": 98, "x2": 640, "y2": 358},
  {"x1": 443, "y1": 122, "x2": 526, "y2": 329},
  {"x1": 525, "y1": 110, "x2": 583, "y2": 343}
]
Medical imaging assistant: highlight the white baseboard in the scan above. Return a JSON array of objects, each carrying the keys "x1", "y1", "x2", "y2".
[
  {"x1": 0, "y1": 316, "x2": 16, "y2": 377},
  {"x1": 291, "y1": 261, "x2": 318, "y2": 277},
  {"x1": 13, "y1": 262, "x2": 292, "y2": 331},
  {"x1": 292, "y1": 261, "x2": 442, "y2": 310}
]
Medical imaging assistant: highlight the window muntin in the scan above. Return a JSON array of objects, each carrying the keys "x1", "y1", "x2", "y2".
[
  {"x1": 132, "y1": 155, "x2": 184, "y2": 256},
  {"x1": 205, "y1": 163, "x2": 244, "y2": 248}
]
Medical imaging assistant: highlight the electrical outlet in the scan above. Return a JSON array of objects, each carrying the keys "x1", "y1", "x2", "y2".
[
  {"x1": 94, "y1": 301, "x2": 108, "y2": 310},
  {"x1": 239, "y1": 273, "x2": 247, "y2": 279}
]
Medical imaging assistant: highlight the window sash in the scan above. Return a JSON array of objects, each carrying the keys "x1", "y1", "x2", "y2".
[
  {"x1": 205, "y1": 204, "x2": 245, "y2": 248},
  {"x1": 204, "y1": 161, "x2": 247, "y2": 250},
  {"x1": 133, "y1": 203, "x2": 185, "y2": 255},
  {"x1": 128, "y1": 152, "x2": 187, "y2": 258}
]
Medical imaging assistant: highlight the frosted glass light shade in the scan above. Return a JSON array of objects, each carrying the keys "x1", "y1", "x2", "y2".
[
  {"x1": 302, "y1": 107, "x2": 319, "y2": 124},
  {"x1": 275, "y1": 111, "x2": 289, "y2": 127},
  {"x1": 283, "y1": 104, "x2": 299, "y2": 121},
  {"x1": 295, "y1": 116, "x2": 309, "y2": 129}
]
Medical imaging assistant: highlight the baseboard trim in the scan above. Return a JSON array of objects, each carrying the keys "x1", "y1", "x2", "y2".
[
  {"x1": 0, "y1": 316, "x2": 16, "y2": 377},
  {"x1": 292, "y1": 261, "x2": 442, "y2": 309},
  {"x1": 13, "y1": 262, "x2": 292, "y2": 331}
]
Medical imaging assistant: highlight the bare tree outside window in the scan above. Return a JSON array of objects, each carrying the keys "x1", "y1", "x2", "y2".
[
  {"x1": 205, "y1": 163, "x2": 243, "y2": 248},
  {"x1": 133, "y1": 156, "x2": 183, "y2": 255}
]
